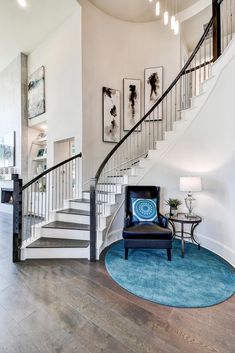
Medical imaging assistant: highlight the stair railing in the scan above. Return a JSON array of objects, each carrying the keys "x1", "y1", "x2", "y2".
[
  {"x1": 90, "y1": 0, "x2": 235, "y2": 261},
  {"x1": 13, "y1": 153, "x2": 82, "y2": 262}
]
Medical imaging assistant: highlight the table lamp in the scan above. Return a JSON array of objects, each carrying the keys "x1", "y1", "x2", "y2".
[{"x1": 180, "y1": 177, "x2": 202, "y2": 218}]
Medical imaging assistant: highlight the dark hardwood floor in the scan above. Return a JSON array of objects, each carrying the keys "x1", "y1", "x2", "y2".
[{"x1": 0, "y1": 211, "x2": 234, "y2": 353}]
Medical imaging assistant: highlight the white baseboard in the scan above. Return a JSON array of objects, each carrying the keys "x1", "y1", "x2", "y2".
[
  {"x1": 197, "y1": 233, "x2": 235, "y2": 268},
  {"x1": 98, "y1": 229, "x2": 122, "y2": 257},
  {"x1": 21, "y1": 246, "x2": 90, "y2": 260}
]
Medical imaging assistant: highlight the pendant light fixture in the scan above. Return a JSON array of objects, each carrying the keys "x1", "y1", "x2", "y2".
[
  {"x1": 170, "y1": 0, "x2": 176, "y2": 30},
  {"x1": 156, "y1": 1, "x2": 160, "y2": 16},
  {"x1": 18, "y1": 0, "x2": 27, "y2": 7},
  {"x1": 174, "y1": 20, "x2": 179, "y2": 35},
  {"x1": 174, "y1": 0, "x2": 179, "y2": 35},
  {"x1": 147, "y1": 0, "x2": 179, "y2": 35},
  {"x1": 163, "y1": 0, "x2": 169, "y2": 26}
]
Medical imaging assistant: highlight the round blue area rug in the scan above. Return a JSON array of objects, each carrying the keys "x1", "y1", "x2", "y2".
[{"x1": 105, "y1": 240, "x2": 235, "y2": 308}]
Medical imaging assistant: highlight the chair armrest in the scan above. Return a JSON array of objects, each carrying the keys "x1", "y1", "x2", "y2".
[
  {"x1": 124, "y1": 216, "x2": 131, "y2": 228},
  {"x1": 158, "y1": 213, "x2": 169, "y2": 228}
]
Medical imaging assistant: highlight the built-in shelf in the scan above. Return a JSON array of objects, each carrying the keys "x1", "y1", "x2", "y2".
[
  {"x1": 33, "y1": 156, "x2": 47, "y2": 162},
  {"x1": 0, "y1": 174, "x2": 12, "y2": 181},
  {"x1": 32, "y1": 137, "x2": 47, "y2": 146}
]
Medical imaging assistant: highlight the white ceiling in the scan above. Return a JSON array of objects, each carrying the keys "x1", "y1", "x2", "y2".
[
  {"x1": 0, "y1": 0, "x2": 79, "y2": 73},
  {"x1": 87, "y1": 0, "x2": 199, "y2": 23}
]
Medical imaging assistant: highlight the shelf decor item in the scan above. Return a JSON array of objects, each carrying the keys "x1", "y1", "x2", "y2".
[
  {"x1": 123, "y1": 79, "x2": 141, "y2": 131},
  {"x1": 37, "y1": 148, "x2": 46, "y2": 158},
  {"x1": 102, "y1": 87, "x2": 121, "y2": 143},
  {"x1": 144, "y1": 66, "x2": 163, "y2": 121},
  {"x1": 180, "y1": 177, "x2": 202, "y2": 218},
  {"x1": 28, "y1": 66, "x2": 45, "y2": 119},
  {"x1": 166, "y1": 198, "x2": 182, "y2": 216}
]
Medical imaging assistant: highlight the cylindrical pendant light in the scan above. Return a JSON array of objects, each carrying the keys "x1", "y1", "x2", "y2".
[
  {"x1": 174, "y1": 20, "x2": 179, "y2": 35},
  {"x1": 171, "y1": 15, "x2": 175, "y2": 30},
  {"x1": 163, "y1": 0, "x2": 169, "y2": 26},
  {"x1": 156, "y1": 2, "x2": 160, "y2": 16},
  {"x1": 164, "y1": 11, "x2": 169, "y2": 25}
]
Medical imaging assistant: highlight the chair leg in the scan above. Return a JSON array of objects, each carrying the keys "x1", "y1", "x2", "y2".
[
  {"x1": 167, "y1": 249, "x2": 172, "y2": 261},
  {"x1": 125, "y1": 247, "x2": 129, "y2": 260}
]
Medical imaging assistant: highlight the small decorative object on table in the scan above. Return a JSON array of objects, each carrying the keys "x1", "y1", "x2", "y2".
[
  {"x1": 166, "y1": 198, "x2": 182, "y2": 217},
  {"x1": 180, "y1": 177, "x2": 202, "y2": 218}
]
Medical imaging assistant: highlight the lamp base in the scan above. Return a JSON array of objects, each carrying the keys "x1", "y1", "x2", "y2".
[{"x1": 185, "y1": 194, "x2": 196, "y2": 218}]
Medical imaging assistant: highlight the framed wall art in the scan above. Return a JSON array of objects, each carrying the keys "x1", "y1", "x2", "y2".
[
  {"x1": 102, "y1": 87, "x2": 121, "y2": 143},
  {"x1": 144, "y1": 66, "x2": 163, "y2": 121},
  {"x1": 0, "y1": 132, "x2": 15, "y2": 168},
  {"x1": 28, "y1": 66, "x2": 45, "y2": 119},
  {"x1": 123, "y1": 79, "x2": 141, "y2": 131}
]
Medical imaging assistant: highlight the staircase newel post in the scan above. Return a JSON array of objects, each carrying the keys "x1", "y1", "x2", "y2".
[
  {"x1": 90, "y1": 177, "x2": 97, "y2": 261},
  {"x1": 12, "y1": 174, "x2": 23, "y2": 263},
  {"x1": 212, "y1": 0, "x2": 221, "y2": 62}
]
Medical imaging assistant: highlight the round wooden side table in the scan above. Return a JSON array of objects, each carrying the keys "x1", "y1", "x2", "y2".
[{"x1": 166, "y1": 213, "x2": 202, "y2": 258}]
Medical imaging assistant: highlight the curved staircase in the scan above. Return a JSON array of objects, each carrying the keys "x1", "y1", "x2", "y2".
[{"x1": 12, "y1": 0, "x2": 235, "y2": 261}]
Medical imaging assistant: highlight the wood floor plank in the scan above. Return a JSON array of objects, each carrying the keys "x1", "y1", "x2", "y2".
[{"x1": 0, "y1": 212, "x2": 234, "y2": 353}]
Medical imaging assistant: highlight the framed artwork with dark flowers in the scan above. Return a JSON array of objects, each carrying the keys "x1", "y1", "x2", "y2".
[
  {"x1": 102, "y1": 87, "x2": 121, "y2": 143},
  {"x1": 123, "y1": 79, "x2": 141, "y2": 131},
  {"x1": 144, "y1": 66, "x2": 163, "y2": 121}
]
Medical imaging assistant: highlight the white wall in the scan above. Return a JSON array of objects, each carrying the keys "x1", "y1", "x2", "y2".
[
  {"x1": 136, "y1": 46, "x2": 235, "y2": 267},
  {"x1": 79, "y1": 0, "x2": 181, "y2": 184},
  {"x1": 0, "y1": 53, "x2": 27, "y2": 213},
  {"x1": 28, "y1": 7, "x2": 82, "y2": 168}
]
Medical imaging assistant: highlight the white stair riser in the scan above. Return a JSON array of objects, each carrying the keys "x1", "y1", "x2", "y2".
[
  {"x1": 40, "y1": 227, "x2": 90, "y2": 240},
  {"x1": 98, "y1": 184, "x2": 122, "y2": 193},
  {"x1": 106, "y1": 176, "x2": 128, "y2": 184},
  {"x1": 130, "y1": 167, "x2": 144, "y2": 175},
  {"x1": 139, "y1": 158, "x2": 152, "y2": 168},
  {"x1": 21, "y1": 247, "x2": 90, "y2": 260},
  {"x1": 56, "y1": 212, "x2": 90, "y2": 225},
  {"x1": 67, "y1": 201, "x2": 90, "y2": 211},
  {"x1": 83, "y1": 192, "x2": 116, "y2": 204},
  {"x1": 106, "y1": 175, "x2": 137, "y2": 184}
]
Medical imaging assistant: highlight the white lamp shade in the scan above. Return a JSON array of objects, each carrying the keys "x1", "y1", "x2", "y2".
[{"x1": 180, "y1": 177, "x2": 202, "y2": 192}]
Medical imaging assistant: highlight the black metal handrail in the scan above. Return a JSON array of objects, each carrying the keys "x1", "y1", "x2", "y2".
[
  {"x1": 23, "y1": 153, "x2": 82, "y2": 190},
  {"x1": 90, "y1": 0, "x2": 234, "y2": 261},
  {"x1": 13, "y1": 152, "x2": 82, "y2": 262},
  {"x1": 95, "y1": 18, "x2": 213, "y2": 182}
]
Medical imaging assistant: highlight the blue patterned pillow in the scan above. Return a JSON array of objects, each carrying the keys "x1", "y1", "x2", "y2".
[{"x1": 131, "y1": 198, "x2": 158, "y2": 223}]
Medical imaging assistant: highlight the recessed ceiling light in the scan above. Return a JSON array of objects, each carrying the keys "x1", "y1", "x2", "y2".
[{"x1": 18, "y1": 0, "x2": 27, "y2": 8}]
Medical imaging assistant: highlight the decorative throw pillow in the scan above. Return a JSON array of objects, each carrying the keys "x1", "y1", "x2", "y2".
[{"x1": 131, "y1": 198, "x2": 158, "y2": 223}]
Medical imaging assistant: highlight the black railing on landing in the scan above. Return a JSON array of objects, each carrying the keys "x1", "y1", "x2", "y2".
[{"x1": 90, "y1": 0, "x2": 234, "y2": 261}]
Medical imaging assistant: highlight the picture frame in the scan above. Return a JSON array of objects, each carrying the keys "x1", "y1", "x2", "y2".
[
  {"x1": 37, "y1": 148, "x2": 46, "y2": 158},
  {"x1": 102, "y1": 87, "x2": 121, "y2": 143},
  {"x1": 144, "y1": 66, "x2": 163, "y2": 121},
  {"x1": 28, "y1": 66, "x2": 45, "y2": 119},
  {"x1": 123, "y1": 79, "x2": 141, "y2": 131},
  {"x1": 0, "y1": 132, "x2": 15, "y2": 168}
]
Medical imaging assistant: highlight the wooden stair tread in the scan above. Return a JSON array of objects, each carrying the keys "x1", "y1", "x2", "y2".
[
  {"x1": 70, "y1": 198, "x2": 102, "y2": 205},
  {"x1": 70, "y1": 198, "x2": 90, "y2": 203},
  {"x1": 56, "y1": 208, "x2": 90, "y2": 216},
  {"x1": 84, "y1": 190, "x2": 110, "y2": 194},
  {"x1": 27, "y1": 237, "x2": 89, "y2": 249},
  {"x1": 42, "y1": 221, "x2": 90, "y2": 231}
]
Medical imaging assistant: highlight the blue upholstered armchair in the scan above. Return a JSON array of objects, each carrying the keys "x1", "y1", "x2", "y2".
[{"x1": 122, "y1": 186, "x2": 173, "y2": 261}]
